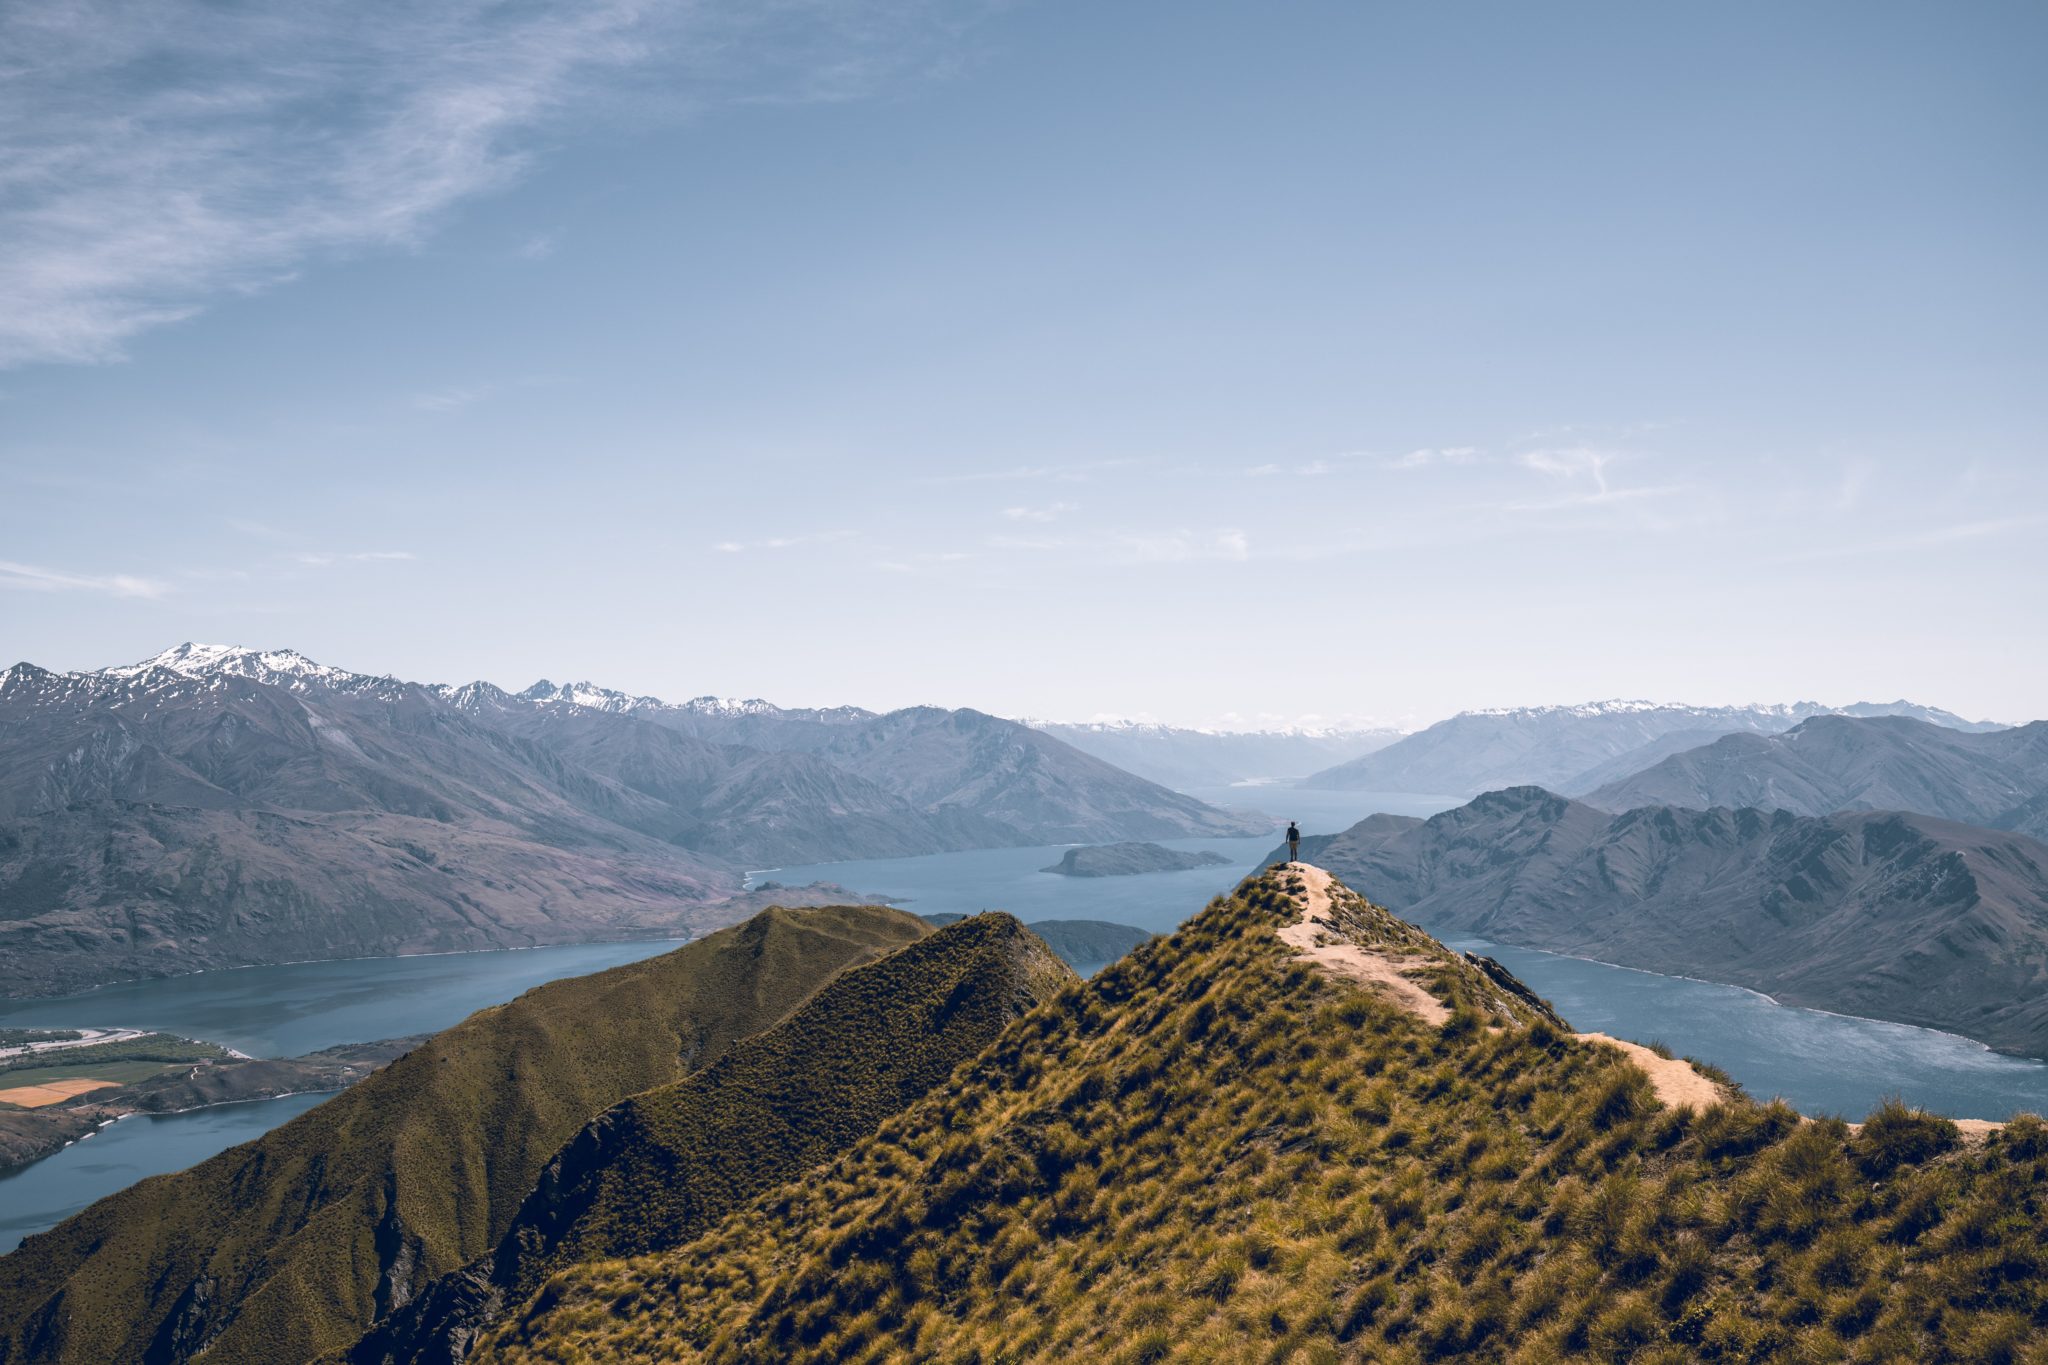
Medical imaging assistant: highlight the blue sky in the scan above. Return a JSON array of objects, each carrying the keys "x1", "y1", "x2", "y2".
[{"x1": 3, "y1": 1, "x2": 2043, "y2": 727}]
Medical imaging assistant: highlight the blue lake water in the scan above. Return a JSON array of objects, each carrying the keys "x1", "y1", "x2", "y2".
[
  {"x1": 0, "y1": 938, "x2": 684, "y2": 1059},
  {"x1": 0, "y1": 938, "x2": 683, "y2": 1253},
  {"x1": 757, "y1": 834, "x2": 1282, "y2": 936},
  {"x1": 0, "y1": 1093, "x2": 331, "y2": 1253}
]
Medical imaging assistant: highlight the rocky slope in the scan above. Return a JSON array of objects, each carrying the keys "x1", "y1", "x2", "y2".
[
  {"x1": 0, "y1": 647, "x2": 1260, "y2": 995},
  {"x1": 1584, "y1": 714, "x2": 2048, "y2": 838},
  {"x1": 0, "y1": 905, "x2": 929, "y2": 1365},
  {"x1": 1301, "y1": 699, "x2": 2004, "y2": 796},
  {"x1": 813, "y1": 706, "x2": 1269, "y2": 845},
  {"x1": 1293, "y1": 788, "x2": 2048, "y2": 1055}
]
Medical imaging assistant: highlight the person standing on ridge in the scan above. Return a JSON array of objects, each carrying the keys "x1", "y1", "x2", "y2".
[{"x1": 1286, "y1": 821, "x2": 1301, "y2": 863}]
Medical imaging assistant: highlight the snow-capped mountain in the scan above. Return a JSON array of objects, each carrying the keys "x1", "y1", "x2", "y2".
[
  {"x1": 0, "y1": 644, "x2": 1264, "y2": 995},
  {"x1": 99, "y1": 643, "x2": 400, "y2": 695}
]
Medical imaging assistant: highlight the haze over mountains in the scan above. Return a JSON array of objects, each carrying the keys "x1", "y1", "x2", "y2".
[
  {"x1": 0, "y1": 645, "x2": 1263, "y2": 996},
  {"x1": 1301, "y1": 699, "x2": 2005, "y2": 798},
  {"x1": 1292, "y1": 787, "x2": 2048, "y2": 1056},
  {"x1": 1029, "y1": 719, "x2": 1402, "y2": 788}
]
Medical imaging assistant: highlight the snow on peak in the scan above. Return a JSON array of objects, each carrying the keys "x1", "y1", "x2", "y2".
[
  {"x1": 100, "y1": 643, "x2": 384, "y2": 692},
  {"x1": 682, "y1": 696, "x2": 784, "y2": 717},
  {"x1": 517, "y1": 680, "x2": 665, "y2": 712}
]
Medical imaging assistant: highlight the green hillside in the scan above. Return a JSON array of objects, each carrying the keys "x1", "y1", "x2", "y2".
[
  {"x1": 347, "y1": 912, "x2": 1074, "y2": 1364},
  {"x1": 476, "y1": 866, "x2": 2048, "y2": 1364},
  {"x1": 0, "y1": 904, "x2": 931, "y2": 1365}
]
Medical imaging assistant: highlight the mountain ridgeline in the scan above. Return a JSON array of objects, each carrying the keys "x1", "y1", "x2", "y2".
[
  {"x1": 1300, "y1": 699, "x2": 2005, "y2": 797},
  {"x1": 466, "y1": 867, "x2": 2043, "y2": 1362},
  {"x1": 345, "y1": 913, "x2": 1071, "y2": 1365},
  {"x1": 5, "y1": 869, "x2": 2045, "y2": 1362},
  {"x1": 1290, "y1": 787, "x2": 2048, "y2": 1056},
  {"x1": 1583, "y1": 714, "x2": 2048, "y2": 840},
  {"x1": 0, "y1": 904, "x2": 939, "y2": 1364},
  {"x1": 0, "y1": 646, "x2": 1264, "y2": 996}
]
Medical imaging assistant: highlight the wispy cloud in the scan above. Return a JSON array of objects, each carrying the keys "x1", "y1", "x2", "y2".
[
  {"x1": 1117, "y1": 529, "x2": 1250, "y2": 563},
  {"x1": 713, "y1": 530, "x2": 858, "y2": 553},
  {"x1": 0, "y1": 559, "x2": 170, "y2": 598},
  {"x1": 1001, "y1": 501, "x2": 1075, "y2": 523},
  {"x1": 0, "y1": 0, "x2": 985, "y2": 368},
  {"x1": 1388, "y1": 446, "x2": 1481, "y2": 469},
  {"x1": 292, "y1": 550, "x2": 417, "y2": 567},
  {"x1": 1508, "y1": 445, "x2": 1685, "y2": 512},
  {"x1": 987, "y1": 534, "x2": 1069, "y2": 552},
  {"x1": 1246, "y1": 456, "x2": 1350, "y2": 478},
  {"x1": 876, "y1": 551, "x2": 973, "y2": 573},
  {"x1": 917, "y1": 459, "x2": 1138, "y2": 485},
  {"x1": 413, "y1": 384, "x2": 498, "y2": 413}
]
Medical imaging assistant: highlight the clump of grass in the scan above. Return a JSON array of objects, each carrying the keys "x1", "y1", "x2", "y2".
[{"x1": 1853, "y1": 1096, "x2": 1961, "y2": 1177}]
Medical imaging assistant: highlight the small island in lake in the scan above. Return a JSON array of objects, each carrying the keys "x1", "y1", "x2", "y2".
[{"x1": 1040, "y1": 841, "x2": 1235, "y2": 878}]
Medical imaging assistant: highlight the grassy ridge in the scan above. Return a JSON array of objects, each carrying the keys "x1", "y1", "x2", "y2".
[
  {"x1": 347, "y1": 913, "x2": 1075, "y2": 1364},
  {"x1": 0, "y1": 904, "x2": 930, "y2": 1365},
  {"x1": 477, "y1": 868, "x2": 2048, "y2": 1363}
]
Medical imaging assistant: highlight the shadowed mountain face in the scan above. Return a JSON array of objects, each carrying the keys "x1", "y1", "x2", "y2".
[
  {"x1": 813, "y1": 707, "x2": 1270, "y2": 845},
  {"x1": 1300, "y1": 700, "x2": 2004, "y2": 797},
  {"x1": 1292, "y1": 788, "x2": 2048, "y2": 1056},
  {"x1": 344, "y1": 913, "x2": 1072, "y2": 1365},
  {"x1": 0, "y1": 904, "x2": 934, "y2": 1365},
  {"x1": 1584, "y1": 715, "x2": 2048, "y2": 839},
  {"x1": 0, "y1": 648, "x2": 1261, "y2": 995}
]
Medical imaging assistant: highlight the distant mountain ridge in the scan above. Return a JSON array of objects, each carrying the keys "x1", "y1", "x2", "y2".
[
  {"x1": 1583, "y1": 714, "x2": 2048, "y2": 839},
  {"x1": 1029, "y1": 718, "x2": 1402, "y2": 788},
  {"x1": 0, "y1": 645, "x2": 1264, "y2": 995},
  {"x1": 1292, "y1": 786, "x2": 2048, "y2": 1056},
  {"x1": 1301, "y1": 698, "x2": 2004, "y2": 796}
]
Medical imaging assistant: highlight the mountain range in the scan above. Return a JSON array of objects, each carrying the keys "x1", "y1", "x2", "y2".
[
  {"x1": 1300, "y1": 699, "x2": 2005, "y2": 797},
  {"x1": 1028, "y1": 719, "x2": 1403, "y2": 788},
  {"x1": 1291, "y1": 787, "x2": 2048, "y2": 1056},
  {"x1": 5, "y1": 867, "x2": 2043, "y2": 1362},
  {"x1": 0, "y1": 645, "x2": 1265, "y2": 996},
  {"x1": 1583, "y1": 714, "x2": 2048, "y2": 839}
]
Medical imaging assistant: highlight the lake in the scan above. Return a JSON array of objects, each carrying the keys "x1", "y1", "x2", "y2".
[
  {"x1": 0, "y1": 938, "x2": 683, "y2": 1253},
  {"x1": 0, "y1": 1093, "x2": 331, "y2": 1253},
  {"x1": 1179, "y1": 784, "x2": 1467, "y2": 833},
  {"x1": 0, "y1": 938, "x2": 685, "y2": 1059}
]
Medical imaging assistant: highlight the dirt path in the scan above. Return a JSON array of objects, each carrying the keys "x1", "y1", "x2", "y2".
[
  {"x1": 1275, "y1": 862, "x2": 1451, "y2": 1026},
  {"x1": 1277, "y1": 862, "x2": 1726, "y2": 1111},
  {"x1": 1577, "y1": 1034, "x2": 1726, "y2": 1112}
]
